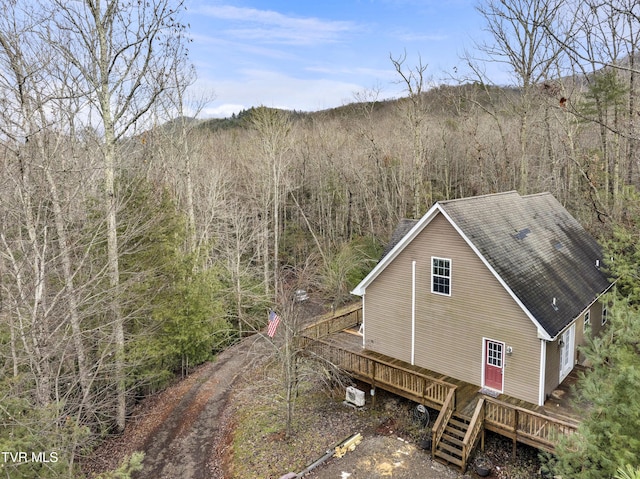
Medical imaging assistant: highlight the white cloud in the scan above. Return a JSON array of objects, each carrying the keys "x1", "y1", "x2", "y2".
[
  {"x1": 184, "y1": 2, "x2": 464, "y2": 115},
  {"x1": 195, "y1": 4, "x2": 357, "y2": 45},
  {"x1": 202, "y1": 103, "x2": 247, "y2": 118},
  {"x1": 306, "y1": 65, "x2": 396, "y2": 81},
  {"x1": 189, "y1": 31, "x2": 295, "y2": 60},
  {"x1": 189, "y1": 69, "x2": 383, "y2": 118},
  {"x1": 393, "y1": 31, "x2": 449, "y2": 43}
]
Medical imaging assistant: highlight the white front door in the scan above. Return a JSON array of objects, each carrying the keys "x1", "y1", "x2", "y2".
[{"x1": 559, "y1": 323, "x2": 575, "y2": 382}]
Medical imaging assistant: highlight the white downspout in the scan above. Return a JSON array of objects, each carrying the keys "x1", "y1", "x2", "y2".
[
  {"x1": 411, "y1": 260, "x2": 416, "y2": 365},
  {"x1": 361, "y1": 294, "x2": 366, "y2": 349},
  {"x1": 539, "y1": 339, "x2": 547, "y2": 406}
]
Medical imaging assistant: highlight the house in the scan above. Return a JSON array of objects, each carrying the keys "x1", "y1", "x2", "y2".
[{"x1": 351, "y1": 191, "x2": 612, "y2": 406}]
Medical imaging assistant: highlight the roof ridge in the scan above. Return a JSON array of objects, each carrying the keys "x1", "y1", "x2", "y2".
[
  {"x1": 521, "y1": 192, "x2": 553, "y2": 199},
  {"x1": 438, "y1": 190, "x2": 519, "y2": 204}
]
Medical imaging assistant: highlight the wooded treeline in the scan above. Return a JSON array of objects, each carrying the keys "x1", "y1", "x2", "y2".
[{"x1": 1, "y1": 0, "x2": 640, "y2": 477}]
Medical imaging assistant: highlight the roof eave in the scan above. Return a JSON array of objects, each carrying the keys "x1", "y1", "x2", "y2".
[{"x1": 548, "y1": 280, "x2": 616, "y2": 341}]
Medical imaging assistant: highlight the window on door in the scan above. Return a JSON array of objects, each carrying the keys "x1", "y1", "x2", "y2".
[{"x1": 487, "y1": 341, "x2": 503, "y2": 368}]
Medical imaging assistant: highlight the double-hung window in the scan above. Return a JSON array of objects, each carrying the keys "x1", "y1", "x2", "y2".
[{"x1": 431, "y1": 257, "x2": 451, "y2": 296}]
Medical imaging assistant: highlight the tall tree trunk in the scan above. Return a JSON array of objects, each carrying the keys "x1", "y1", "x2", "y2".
[
  {"x1": 628, "y1": 49, "x2": 637, "y2": 185},
  {"x1": 104, "y1": 139, "x2": 126, "y2": 432},
  {"x1": 519, "y1": 102, "x2": 530, "y2": 194},
  {"x1": 273, "y1": 158, "x2": 280, "y2": 300},
  {"x1": 44, "y1": 167, "x2": 92, "y2": 412},
  {"x1": 93, "y1": 3, "x2": 126, "y2": 432}
]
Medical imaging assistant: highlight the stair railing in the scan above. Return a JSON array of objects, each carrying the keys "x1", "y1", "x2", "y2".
[
  {"x1": 431, "y1": 387, "x2": 456, "y2": 458},
  {"x1": 461, "y1": 397, "x2": 486, "y2": 472}
]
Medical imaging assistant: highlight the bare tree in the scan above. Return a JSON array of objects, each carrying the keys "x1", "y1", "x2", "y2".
[
  {"x1": 41, "y1": 0, "x2": 190, "y2": 431},
  {"x1": 391, "y1": 51, "x2": 432, "y2": 216},
  {"x1": 473, "y1": 0, "x2": 569, "y2": 193},
  {"x1": 246, "y1": 107, "x2": 294, "y2": 301},
  {"x1": 266, "y1": 271, "x2": 346, "y2": 439},
  {"x1": 550, "y1": 0, "x2": 640, "y2": 214},
  {"x1": 0, "y1": 0, "x2": 96, "y2": 414},
  {"x1": 151, "y1": 66, "x2": 216, "y2": 256},
  {"x1": 351, "y1": 87, "x2": 407, "y2": 224}
]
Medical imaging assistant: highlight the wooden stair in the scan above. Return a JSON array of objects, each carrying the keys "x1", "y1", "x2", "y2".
[{"x1": 433, "y1": 414, "x2": 469, "y2": 468}]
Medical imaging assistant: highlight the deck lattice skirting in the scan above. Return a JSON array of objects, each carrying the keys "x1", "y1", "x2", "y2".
[{"x1": 300, "y1": 305, "x2": 580, "y2": 471}]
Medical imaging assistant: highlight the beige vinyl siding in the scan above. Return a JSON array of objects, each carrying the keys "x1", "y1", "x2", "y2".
[
  {"x1": 575, "y1": 304, "x2": 595, "y2": 365},
  {"x1": 544, "y1": 339, "x2": 560, "y2": 398},
  {"x1": 590, "y1": 300, "x2": 606, "y2": 336},
  {"x1": 546, "y1": 324, "x2": 577, "y2": 399},
  {"x1": 364, "y1": 260, "x2": 412, "y2": 364},
  {"x1": 574, "y1": 299, "x2": 607, "y2": 367},
  {"x1": 575, "y1": 318, "x2": 587, "y2": 365},
  {"x1": 575, "y1": 311, "x2": 588, "y2": 362},
  {"x1": 364, "y1": 212, "x2": 542, "y2": 404},
  {"x1": 576, "y1": 301, "x2": 604, "y2": 348},
  {"x1": 544, "y1": 339, "x2": 560, "y2": 399}
]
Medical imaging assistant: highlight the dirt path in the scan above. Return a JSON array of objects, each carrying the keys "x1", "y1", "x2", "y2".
[
  {"x1": 137, "y1": 337, "x2": 266, "y2": 479},
  {"x1": 84, "y1": 336, "x2": 265, "y2": 479}
]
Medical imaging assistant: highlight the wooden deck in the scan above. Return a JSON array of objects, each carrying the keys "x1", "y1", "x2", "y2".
[
  {"x1": 314, "y1": 327, "x2": 583, "y2": 421},
  {"x1": 300, "y1": 306, "x2": 583, "y2": 469}
]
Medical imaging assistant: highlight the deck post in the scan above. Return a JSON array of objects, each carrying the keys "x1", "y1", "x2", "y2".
[
  {"x1": 512, "y1": 409, "x2": 518, "y2": 458},
  {"x1": 370, "y1": 361, "x2": 376, "y2": 408}
]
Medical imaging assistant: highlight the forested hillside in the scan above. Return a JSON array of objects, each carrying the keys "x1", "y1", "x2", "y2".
[{"x1": 2, "y1": 0, "x2": 640, "y2": 477}]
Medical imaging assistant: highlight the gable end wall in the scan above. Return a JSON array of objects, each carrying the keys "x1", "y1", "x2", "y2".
[{"x1": 364, "y1": 213, "x2": 542, "y2": 404}]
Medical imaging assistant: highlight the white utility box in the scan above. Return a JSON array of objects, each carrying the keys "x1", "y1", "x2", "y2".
[{"x1": 345, "y1": 386, "x2": 365, "y2": 407}]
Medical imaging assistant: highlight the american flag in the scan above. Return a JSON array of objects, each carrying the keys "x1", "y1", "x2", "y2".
[{"x1": 267, "y1": 310, "x2": 281, "y2": 338}]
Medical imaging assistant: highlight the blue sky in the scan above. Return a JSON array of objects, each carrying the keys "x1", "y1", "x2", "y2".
[{"x1": 185, "y1": 0, "x2": 493, "y2": 117}]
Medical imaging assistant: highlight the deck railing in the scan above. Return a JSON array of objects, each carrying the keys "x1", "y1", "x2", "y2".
[
  {"x1": 300, "y1": 337, "x2": 369, "y2": 376},
  {"x1": 300, "y1": 336, "x2": 455, "y2": 408},
  {"x1": 484, "y1": 397, "x2": 579, "y2": 452},
  {"x1": 461, "y1": 397, "x2": 485, "y2": 471},
  {"x1": 300, "y1": 304, "x2": 362, "y2": 339}
]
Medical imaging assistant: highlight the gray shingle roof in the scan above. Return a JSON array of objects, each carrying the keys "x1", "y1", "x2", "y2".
[
  {"x1": 381, "y1": 218, "x2": 418, "y2": 259},
  {"x1": 438, "y1": 191, "x2": 611, "y2": 338}
]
